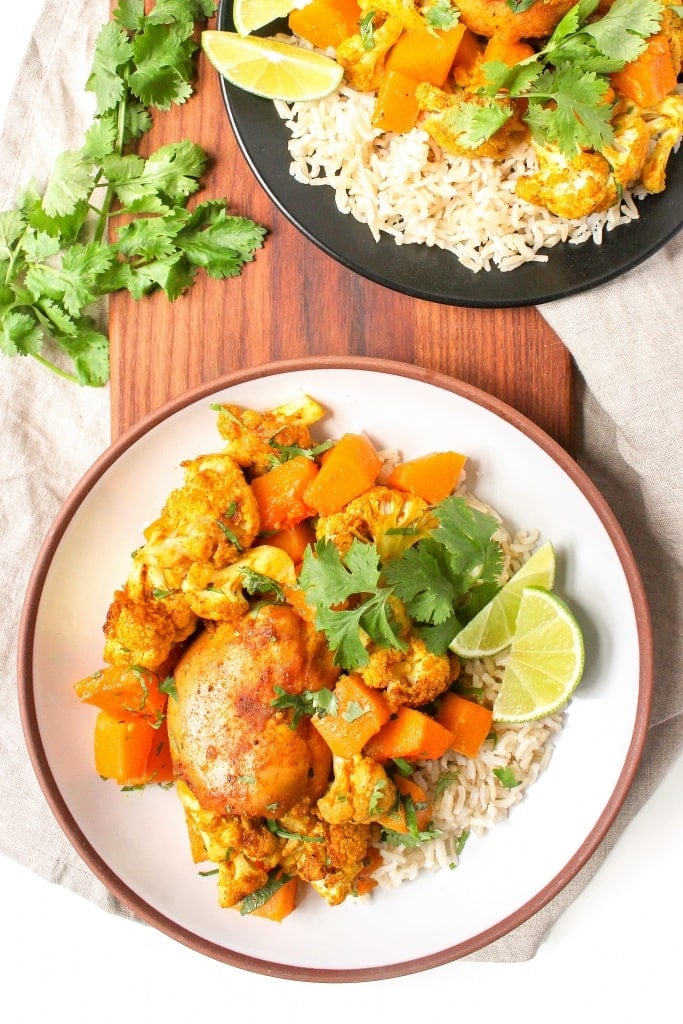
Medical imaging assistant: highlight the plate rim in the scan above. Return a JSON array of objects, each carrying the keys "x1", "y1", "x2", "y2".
[
  {"x1": 215, "y1": 0, "x2": 683, "y2": 308},
  {"x1": 17, "y1": 356, "x2": 653, "y2": 980}
]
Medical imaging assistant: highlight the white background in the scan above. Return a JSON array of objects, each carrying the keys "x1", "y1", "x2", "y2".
[{"x1": 1, "y1": 5, "x2": 682, "y2": 1021}]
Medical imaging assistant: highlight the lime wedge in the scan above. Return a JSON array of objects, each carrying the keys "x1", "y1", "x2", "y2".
[
  {"x1": 233, "y1": 0, "x2": 305, "y2": 36},
  {"x1": 449, "y1": 540, "x2": 556, "y2": 658},
  {"x1": 492, "y1": 587, "x2": 585, "y2": 723},
  {"x1": 201, "y1": 31, "x2": 343, "y2": 102}
]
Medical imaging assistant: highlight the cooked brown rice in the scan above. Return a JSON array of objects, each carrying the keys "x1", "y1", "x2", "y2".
[{"x1": 369, "y1": 493, "x2": 564, "y2": 889}]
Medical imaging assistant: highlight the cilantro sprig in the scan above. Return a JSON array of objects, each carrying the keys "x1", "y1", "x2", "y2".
[
  {"x1": 0, "y1": 0, "x2": 266, "y2": 385},
  {"x1": 450, "y1": 0, "x2": 663, "y2": 157},
  {"x1": 297, "y1": 496, "x2": 504, "y2": 667}
]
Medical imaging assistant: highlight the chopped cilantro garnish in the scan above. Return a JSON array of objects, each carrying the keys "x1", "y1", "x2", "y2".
[{"x1": 270, "y1": 685, "x2": 337, "y2": 727}]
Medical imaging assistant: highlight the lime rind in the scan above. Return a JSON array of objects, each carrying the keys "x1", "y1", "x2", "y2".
[
  {"x1": 233, "y1": 0, "x2": 302, "y2": 36},
  {"x1": 201, "y1": 31, "x2": 344, "y2": 102},
  {"x1": 492, "y1": 586, "x2": 585, "y2": 724},
  {"x1": 449, "y1": 540, "x2": 556, "y2": 658}
]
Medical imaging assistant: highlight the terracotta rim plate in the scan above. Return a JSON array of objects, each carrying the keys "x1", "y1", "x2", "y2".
[
  {"x1": 216, "y1": 2, "x2": 683, "y2": 308},
  {"x1": 18, "y1": 358, "x2": 652, "y2": 981}
]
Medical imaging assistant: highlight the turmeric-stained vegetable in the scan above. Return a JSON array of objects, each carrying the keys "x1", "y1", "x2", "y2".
[
  {"x1": 263, "y1": 520, "x2": 316, "y2": 564},
  {"x1": 289, "y1": 0, "x2": 362, "y2": 50},
  {"x1": 482, "y1": 35, "x2": 535, "y2": 67},
  {"x1": 611, "y1": 32, "x2": 678, "y2": 109},
  {"x1": 451, "y1": 27, "x2": 483, "y2": 87},
  {"x1": 142, "y1": 719, "x2": 175, "y2": 783},
  {"x1": 386, "y1": 450, "x2": 467, "y2": 504},
  {"x1": 251, "y1": 454, "x2": 319, "y2": 532},
  {"x1": 250, "y1": 876, "x2": 298, "y2": 922},
  {"x1": 74, "y1": 664, "x2": 167, "y2": 726},
  {"x1": 312, "y1": 673, "x2": 392, "y2": 757},
  {"x1": 303, "y1": 433, "x2": 382, "y2": 515},
  {"x1": 93, "y1": 710, "x2": 156, "y2": 785},
  {"x1": 386, "y1": 24, "x2": 466, "y2": 87},
  {"x1": 435, "y1": 691, "x2": 493, "y2": 758},
  {"x1": 372, "y1": 69, "x2": 421, "y2": 132},
  {"x1": 363, "y1": 705, "x2": 455, "y2": 762},
  {"x1": 375, "y1": 774, "x2": 432, "y2": 833}
]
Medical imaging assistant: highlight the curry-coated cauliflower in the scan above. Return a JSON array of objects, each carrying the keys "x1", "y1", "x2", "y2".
[
  {"x1": 360, "y1": 636, "x2": 456, "y2": 710},
  {"x1": 316, "y1": 485, "x2": 436, "y2": 560},
  {"x1": 181, "y1": 545, "x2": 297, "y2": 621},
  {"x1": 215, "y1": 395, "x2": 325, "y2": 476},
  {"x1": 317, "y1": 754, "x2": 398, "y2": 825}
]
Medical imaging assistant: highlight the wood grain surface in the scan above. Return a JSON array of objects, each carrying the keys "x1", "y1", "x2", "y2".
[{"x1": 109, "y1": 15, "x2": 574, "y2": 448}]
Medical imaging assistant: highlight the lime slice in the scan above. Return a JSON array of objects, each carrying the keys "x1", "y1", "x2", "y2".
[
  {"x1": 233, "y1": 0, "x2": 306, "y2": 36},
  {"x1": 449, "y1": 541, "x2": 556, "y2": 658},
  {"x1": 492, "y1": 587, "x2": 585, "y2": 723},
  {"x1": 201, "y1": 31, "x2": 343, "y2": 102}
]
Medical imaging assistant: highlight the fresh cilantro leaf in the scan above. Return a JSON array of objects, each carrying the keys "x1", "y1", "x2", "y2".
[
  {"x1": 42, "y1": 152, "x2": 95, "y2": 218},
  {"x1": 425, "y1": 0, "x2": 460, "y2": 30},
  {"x1": 239, "y1": 872, "x2": 292, "y2": 915},
  {"x1": 525, "y1": 64, "x2": 615, "y2": 155},
  {"x1": 359, "y1": 11, "x2": 376, "y2": 50},
  {"x1": 86, "y1": 21, "x2": 134, "y2": 114},
  {"x1": 267, "y1": 437, "x2": 334, "y2": 464},
  {"x1": 342, "y1": 700, "x2": 368, "y2": 723},
  {"x1": 0, "y1": 0, "x2": 261, "y2": 387},
  {"x1": 414, "y1": 615, "x2": 460, "y2": 655},
  {"x1": 265, "y1": 820, "x2": 324, "y2": 843},
  {"x1": 368, "y1": 777, "x2": 387, "y2": 815},
  {"x1": 175, "y1": 202, "x2": 267, "y2": 279},
  {"x1": 434, "y1": 770, "x2": 459, "y2": 798},
  {"x1": 506, "y1": 0, "x2": 538, "y2": 11},
  {"x1": 270, "y1": 685, "x2": 337, "y2": 726},
  {"x1": 240, "y1": 566, "x2": 285, "y2": 602},
  {"x1": 432, "y1": 496, "x2": 504, "y2": 587},
  {"x1": 299, "y1": 539, "x2": 407, "y2": 668},
  {"x1": 493, "y1": 766, "x2": 522, "y2": 788},
  {"x1": 392, "y1": 758, "x2": 413, "y2": 777},
  {"x1": 454, "y1": 828, "x2": 470, "y2": 855},
  {"x1": 0, "y1": 311, "x2": 43, "y2": 357},
  {"x1": 159, "y1": 675, "x2": 178, "y2": 702},
  {"x1": 582, "y1": 0, "x2": 662, "y2": 62},
  {"x1": 383, "y1": 539, "x2": 466, "y2": 625},
  {"x1": 443, "y1": 100, "x2": 514, "y2": 149}
]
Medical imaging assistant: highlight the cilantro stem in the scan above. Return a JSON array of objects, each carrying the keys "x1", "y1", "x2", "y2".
[
  {"x1": 93, "y1": 92, "x2": 127, "y2": 246},
  {"x1": 30, "y1": 351, "x2": 80, "y2": 383}
]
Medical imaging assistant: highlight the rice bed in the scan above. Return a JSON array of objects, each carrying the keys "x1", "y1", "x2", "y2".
[{"x1": 275, "y1": 86, "x2": 645, "y2": 273}]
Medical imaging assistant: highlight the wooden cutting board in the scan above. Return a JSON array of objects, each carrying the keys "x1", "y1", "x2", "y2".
[{"x1": 109, "y1": 16, "x2": 573, "y2": 447}]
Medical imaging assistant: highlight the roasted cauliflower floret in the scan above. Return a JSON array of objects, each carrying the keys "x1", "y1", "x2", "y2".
[
  {"x1": 337, "y1": 16, "x2": 404, "y2": 92},
  {"x1": 640, "y1": 94, "x2": 683, "y2": 193},
  {"x1": 514, "y1": 97, "x2": 657, "y2": 218},
  {"x1": 316, "y1": 485, "x2": 435, "y2": 560},
  {"x1": 415, "y1": 84, "x2": 526, "y2": 159},
  {"x1": 278, "y1": 804, "x2": 376, "y2": 905},
  {"x1": 181, "y1": 545, "x2": 297, "y2": 621},
  {"x1": 217, "y1": 855, "x2": 270, "y2": 909},
  {"x1": 360, "y1": 0, "x2": 424, "y2": 31},
  {"x1": 143, "y1": 453, "x2": 260, "y2": 578},
  {"x1": 317, "y1": 754, "x2": 398, "y2": 824},
  {"x1": 215, "y1": 395, "x2": 326, "y2": 476},
  {"x1": 102, "y1": 584, "x2": 196, "y2": 668},
  {"x1": 360, "y1": 636, "x2": 455, "y2": 710}
]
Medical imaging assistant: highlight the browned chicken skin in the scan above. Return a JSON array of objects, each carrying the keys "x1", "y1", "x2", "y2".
[
  {"x1": 456, "y1": 0, "x2": 576, "y2": 41},
  {"x1": 167, "y1": 604, "x2": 338, "y2": 819}
]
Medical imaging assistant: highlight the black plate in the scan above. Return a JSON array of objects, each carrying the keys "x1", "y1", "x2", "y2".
[{"x1": 216, "y1": 1, "x2": 682, "y2": 307}]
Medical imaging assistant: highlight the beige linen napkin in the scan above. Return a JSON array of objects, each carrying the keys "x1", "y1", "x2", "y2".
[{"x1": 1, "y1": 0, "x2": 681, "y2": 964}]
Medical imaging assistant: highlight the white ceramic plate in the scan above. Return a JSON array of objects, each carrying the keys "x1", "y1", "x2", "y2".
[{"x1": 19, "y1": 358, "x2": 652, "y2": 980}]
